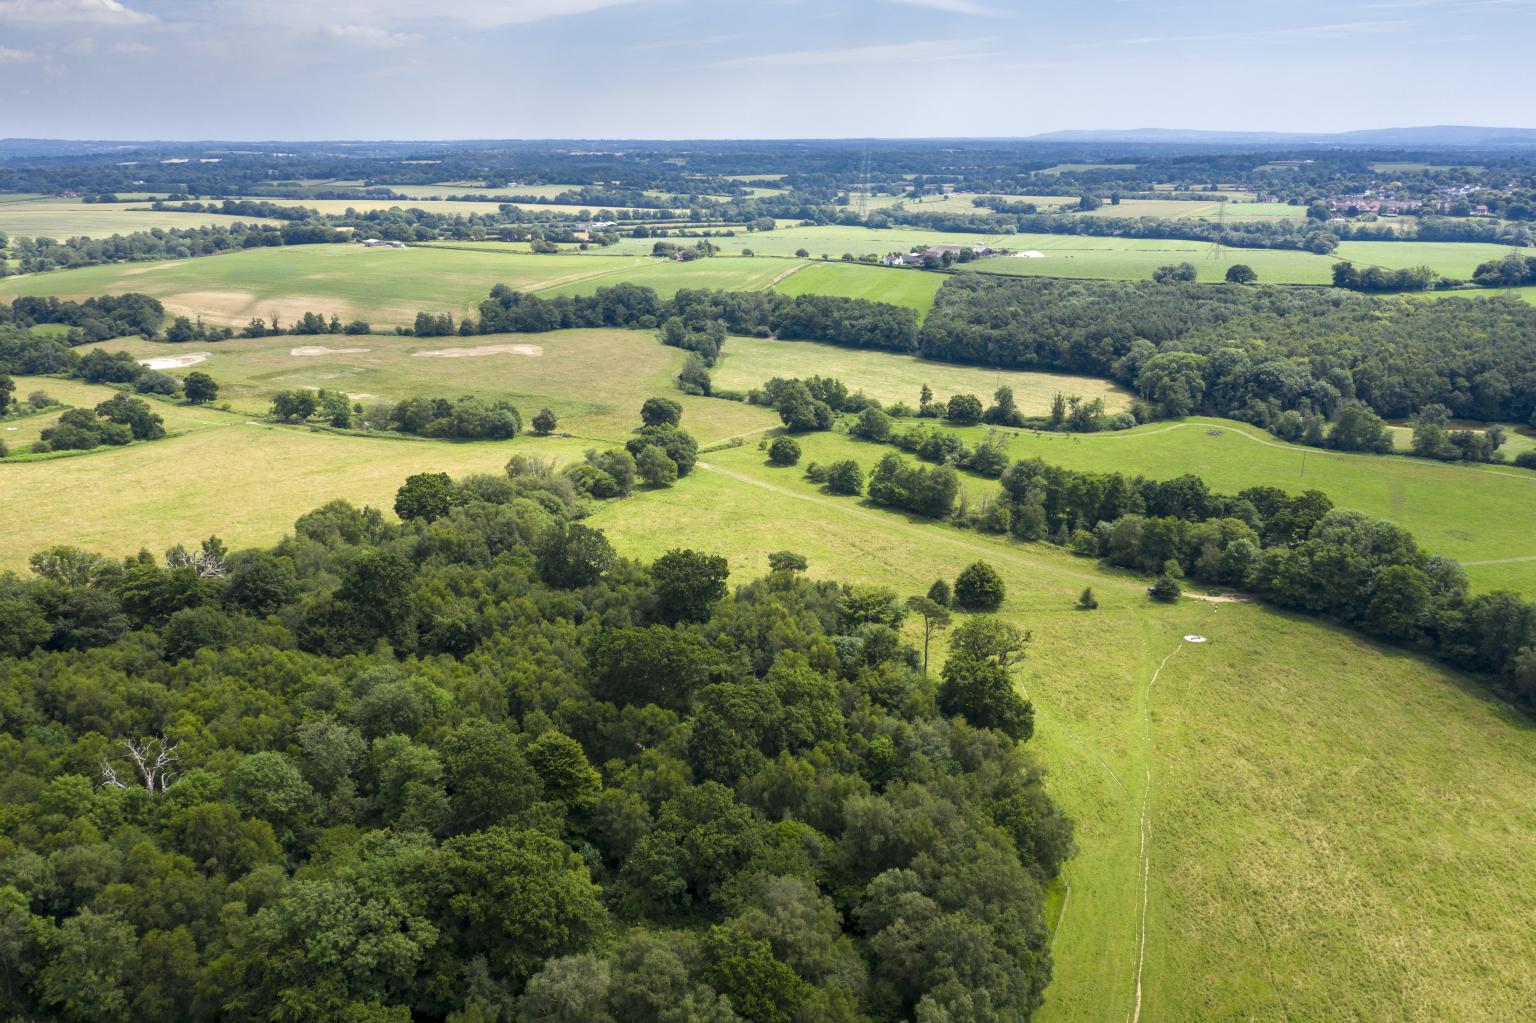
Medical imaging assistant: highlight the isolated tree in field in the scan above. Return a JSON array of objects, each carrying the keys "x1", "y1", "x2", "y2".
[
  {"x1": 954, "y1": 561, "x2": 1005, "y2": 610},
  {"x1": 182, "y1": 371, "x2": 218, "y2": 404},
  {"x1": 795, "y1": 248, "x2": 809, "y2": 257},
  {"x1": 532, "y1": 407, "x2": 558, "y2": 434},
  {"x1": 905, "y1": 594, "x2": 952, "y2": 672},
  {"x1": 635, "y1": 444, "x2": 678, "y2": 487},
  {"x1": 767, "y1": 435, "x2": 800, "y2": 466},
  {"x1": 768, "y1": 550, "x2": 807, "y2": 575},
  {"x1": 395, "y1": 472, "x2": 456, "y2": 523},
  {"x1": 1149, "y1": 576, "x2": 1182, "y2": 602},
  {"x1": 1077, "y1": 586, "x2": 1099, "y2": 610},
  {"x1": 927, "y1": 578, "x2": 952, "y2": 607},
  {"x1": 0, "y1": 374, "x2": 13, "y2": 415},
  {"x1": 651, "y1": 548, "x2": 730, "y2": 624},
  {"x1": 1077, "y1": 193, "x2": 1103, "y2": 211},
  {"x1": 1225, "y1": 264, "x2": 1258, "y2": 284},
  {"x1": 640, "y1": 396, "x2": 683, "y2": 428}
]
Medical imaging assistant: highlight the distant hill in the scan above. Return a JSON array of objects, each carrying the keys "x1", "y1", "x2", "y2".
[{"x1": 1029, "y1": 125, "x2": 1536, "y2": 147}]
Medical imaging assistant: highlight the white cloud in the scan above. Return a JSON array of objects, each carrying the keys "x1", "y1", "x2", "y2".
[
  {"x1": 325, "y1": 24, "x2": 420, "y2": 48},
  {"x1": 711, "y1": 38, "x2": 998, "y2": 69},
  {"x1": 0, "y1": 45, "x2": 40, "y2": 61},
  {"x1": 883, "y1": 0, "x2": 1003, "y2": 14},
  {"x1": 110, "y1": 39, "x2": 152, "y2": 53},
  {"x1": 0, "y1": 0, "x2": 155, "y2": 25}
]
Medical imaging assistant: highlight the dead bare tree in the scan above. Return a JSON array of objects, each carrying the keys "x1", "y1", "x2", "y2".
[
  {"x1": 165, "y1": 536, "x2": 228, "y2": 578},
  {"x1": 101, "y1": 737, "x2": 180, "y2": 794}
]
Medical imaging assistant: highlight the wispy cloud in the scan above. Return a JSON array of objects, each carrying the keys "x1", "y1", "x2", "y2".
[
  {"x1": 0, "y1": 0, "x2": 155, "y2": 25},
  {"x1": 0, "y1": 45, "x2": 41, "y2": 61},
  {"x1": 325, "y1": 24, "x2": 421, "y2": 48},
  {"x1": 710, "y1": 38, "x2": 998, "y2": 69},
  {"x1": 1066, "y1": 19, "x2": 1413, "y2": 48},
  {"x1": 883, "y1": 0, "x2": 1005, "y2": 13}
]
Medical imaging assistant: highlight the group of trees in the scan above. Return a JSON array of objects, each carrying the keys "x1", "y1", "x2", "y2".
[
  {"x1": 268, "y1": 391, "x2": 525, "y2": 441},
  {"x1": 1330, "y1": 261, "x2": 1438, "y2": 293},
  {"x1": 470, "y1": 284, "x2": 918, "y2": 353},
  {"x1": 0, "y1": 466, "x2": 1072, "y2": 1022},
  {"x1": 35, "y1": 393, "x2": 165, "y2": 452},
  {"x1": 919, "y1": 276, "x2": 1536, "y2": 426},
  {"x1": 10, "y1": 294, "x2": 165, "y2": 341}
]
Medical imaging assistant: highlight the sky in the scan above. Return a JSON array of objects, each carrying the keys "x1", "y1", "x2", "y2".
[{"x1": 0, "y1": 0, "x2": 1532, "y2": 139}]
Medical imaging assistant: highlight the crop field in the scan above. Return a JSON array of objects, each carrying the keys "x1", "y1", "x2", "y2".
[
  {"x1": 712, "y1": 224, "x2": 1014, "y2": 259},
  {"x1": 769, "y1": 261, "x2": 946, "y2": 314},
  {"x1": 710, "y1": 336, "x2": 1130, "y2": 413},
  {"x1": 219, "y1": 195, "x2": 627, "y2": 216},
  {"x1": 0, "y1": 196, "x2": 281, "y2": 238},
  {"x1": 588, "y1": 435, "x2": 1536, "y2": 1023},
  {"x1": 539, "y1": 254, "x2": 806, "y2": 297}
]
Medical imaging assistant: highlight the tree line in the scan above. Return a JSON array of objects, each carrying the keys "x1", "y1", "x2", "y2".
[
  {"x1": 918, "y1": 276, "x2": 1536, "y2": 425},
  {"x1": 0, "y1": 466, "x2": 1071, "y2": 1022}
]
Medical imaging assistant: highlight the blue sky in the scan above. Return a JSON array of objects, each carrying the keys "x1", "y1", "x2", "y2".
[{"x1": 0, "y1": 0, "x2": 1531, "y2": 139}]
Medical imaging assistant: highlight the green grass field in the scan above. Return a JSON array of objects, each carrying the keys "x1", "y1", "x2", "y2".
[
  {"x1": 587, "y1": 436, "x2": 1536, "y2": 1023},
  {"x1": 0, "y1": 245, "x2": 661, "y2": 326},
  {"x1": 967, "y1": 235, "x2": 1536, "y2": 288},
  {"x1": 769, "y1": 261, "x2": 946, "y2": 315},
  {"x1": 710, "y1": 336, "x2": 1130, "y2": 414},
  {"x1": 0, "y1": 196, "x2": 281, "y2": 238}
]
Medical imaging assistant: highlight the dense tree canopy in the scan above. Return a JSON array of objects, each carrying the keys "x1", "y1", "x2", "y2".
[{"x1": 0, "y1": 467, "x2": 1072, "y2": 1022}]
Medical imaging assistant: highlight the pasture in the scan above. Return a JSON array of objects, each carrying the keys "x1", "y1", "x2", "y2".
[
  {"x1": 589, "y1": 435, "x2": 1536, "y2": 1023},
  {"x1": 710, "y1": 336, "x2": 1131, "y2": 414},
  {"x1": 73, "y1": 329, "x2": 777, "y2": 442},
  {"x1": 968, "y1": 235, "x2": 1338, "y2": 283},
  {"x1": 943, "y1": 417, "x2": 1536, "y2": 593},
  {"x1": 0, "y1": 245, "x2": 658, "y2": 326},
  {"x1": 0, "y1": 196, "x2": 281, "y2": 238}
]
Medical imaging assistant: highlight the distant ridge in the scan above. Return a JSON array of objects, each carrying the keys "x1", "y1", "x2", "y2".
[{"x1": 1027, "y1": 125, "x2": 1536, "y2": 146}]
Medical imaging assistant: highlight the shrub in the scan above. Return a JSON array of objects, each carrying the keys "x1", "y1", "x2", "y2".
[
  {"x1": 767, "y1": 435, "x2": 801, "y2": 466},
  {"x1": 1077, "y1": 587, "x2": 1099, "y2": 610},
  {"x1": 824, "y1": 459, "x2": 864, "y2": 496},
  {"x1": 1149, "y1": 576, "x2": 1182, "y2": 603},
  {"x1": 954, "y1": 561, "x2": 1005, "y2": 611}
]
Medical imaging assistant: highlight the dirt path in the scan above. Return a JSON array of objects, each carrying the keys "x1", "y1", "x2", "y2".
[{"x1": 767, "y1": 261, "x2": 810, "y2": 288}]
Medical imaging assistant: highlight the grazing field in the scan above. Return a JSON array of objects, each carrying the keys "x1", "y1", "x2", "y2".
[
  {"x1": 72, "y1": 329, "x2": 777, "y2": 441},
  {"x1": 769, "y1": 260, "x2": 946, "y2": 314},
  {"x1": 964, "y1": 235, "x2": 1536, "y2": 287},
  {"x1": 710, "y1": 336, "x2": 1131, "y2": 413},
  {"x1": 587, "y1": 436, "x2": 1536, "y2": 1023},
  {"x1": 722, "y1": 223, "x2": 1013, "y2": 259},
  {"x1": 915, "y1": 416, "x2": 1536, "y2": 593},
  {"x1": 0, "y1": 196, "x2": 281, "y2": 237},
  {"x1": 1332, "y1": 239, "x2": 1536, "y2": 278},
  {"x1": 968, "y1": 236, "x2": 1338, "y2": 283},
  {"x1": 0, "y1": 245, "x2": 661, "y2": 325}
]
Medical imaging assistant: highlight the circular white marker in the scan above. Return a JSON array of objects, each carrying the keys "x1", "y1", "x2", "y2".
[{"x1": 1184, "y1": 635, "x2": 1207, "y2": 643}]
